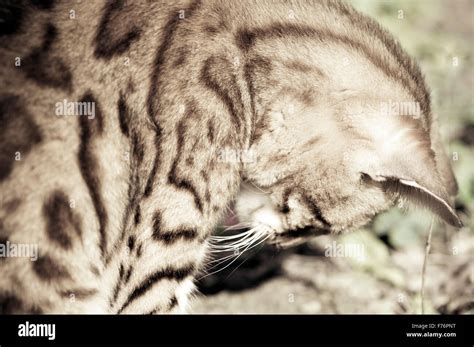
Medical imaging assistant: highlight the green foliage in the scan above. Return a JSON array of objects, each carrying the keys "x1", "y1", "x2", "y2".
[{"x1": 340, "y1": 230, "x2": 406, "y2": 287}]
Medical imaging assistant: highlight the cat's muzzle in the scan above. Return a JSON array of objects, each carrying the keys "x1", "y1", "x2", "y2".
[{"x1": 269, "y1": 226, "x2": 330, "y2": 249}]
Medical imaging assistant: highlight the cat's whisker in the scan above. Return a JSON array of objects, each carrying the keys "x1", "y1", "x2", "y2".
[
  {"x1": 210, "y1": 224, "x2": 259, "y2": 239},
  {"x1": 201, "y1": 225, "x2": 272, "y2": 278},
  {"x1": 209, "y1": 229, "x2": 255, "y2": 243},
  {"x1": 206, "y1": 253, "x2": 238, "y2": 265},
  {"x1": 208, "y1": 233, "x2": 260, "y2": 251},
  {"x1": 211, "y1": 227, "x2": 266, "y2": 249},
  {"x1": 200, "y1": 229, "x2": 272, "y2": 279},
  {"x1": 222, "y1": 222, "x2": 252, "y2": 231}
]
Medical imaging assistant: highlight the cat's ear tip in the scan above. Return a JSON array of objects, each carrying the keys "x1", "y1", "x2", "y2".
[
  {"x1": 451, "y1": 215, "x2": 463, "y2": 229},
  {"x1": 445, "y1": 216, "x2": 463, "y2": 229},
  {"x1": 440, "y1": 205, "x2": 463, "y2": 228}
]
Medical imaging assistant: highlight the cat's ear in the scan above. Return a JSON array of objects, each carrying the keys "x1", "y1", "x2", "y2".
[
  {"x1": 361, "y1": 139, "x2": 461, "y2": 227},
  {"x1": 367, "y1": 173, "x2": 462, "y2": 227}
]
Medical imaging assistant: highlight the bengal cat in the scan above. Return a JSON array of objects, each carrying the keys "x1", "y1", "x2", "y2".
[{"x1": 0, "y1": 0, "x2": 461, "y2": 314}]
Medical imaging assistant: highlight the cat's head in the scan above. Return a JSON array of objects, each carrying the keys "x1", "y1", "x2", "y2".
[{"x1": 235, "y1": 89, "x2": 461, "y2": 247}]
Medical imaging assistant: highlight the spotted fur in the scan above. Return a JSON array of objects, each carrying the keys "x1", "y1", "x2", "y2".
[{"x1": 0, "y1": 0, "x2": 460, "y2": 313}]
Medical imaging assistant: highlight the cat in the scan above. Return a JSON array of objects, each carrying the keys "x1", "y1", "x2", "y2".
[{"x1": 0, "y1": 0, "x2": 461, "y2": 314}]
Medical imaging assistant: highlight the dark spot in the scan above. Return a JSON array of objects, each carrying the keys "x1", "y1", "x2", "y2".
[
  {"x1": 172, "y1": 46, "x2": 189, "y2": 68},
  {"x1": 235, "y1": 29, "x2": 256, "y2": 51},
  {"x1": 297, "y1": 89, "x2": 316, "y2": 106},
  {"x1": 200, "y1": 170, "x2": 208, "y2": 182},
  {"x1": 144, "y1": 130, "x2": 162, "y2": 197},
  {"x1": 133, "y1": 206, "x2": 141, "y2": 225},
  {"x1": 168, "y1": 295, "x2": 178, "y2": 310},
  {"x1": 0, "y1": 1, "x2": 24, "y2": 36},
  {"x1": 301, "y1": 135, "x2": 320, "y2": 150},
  {"x1": 185, "y1": 156, "x2": 194, "y2": 166},
  {"x1": 204, "y1": 26, "x2": 218, "y2": 34},
  {"x1": 117, "y1": 132, "x2": 142, "y2": 248},
  {"x1": 283, "y1": 60, "x2": 314, "y2": 73},
  {"x1": 154, "y1": 228, "x2": 198, "y2": 245},
  {"x1": 131, "y1": 132, "x2": 145, "y2": 165},
  {"x1": 147, "y1": 295, "x2": 178, "y2": 314},
  {"x1": 127, "y1": 235, "x2": 135, "y2": 251},
  {"x1": 33, "y1": 255, "x2": 71, "y2": 281},
  {"x1": 110, "y1": 263, "x2": 125, "y2": 306},
  {"x1": 94, "y1": 0, "x2": 142, "y2": 59},
  {"x1": 207, "y1": 119, "x2": 215, "y2": 143},
  {"x1": 0, "y1": 294, "x2": 23, "y2": 313},
  {"x1": 152, "y1": 211, "x2": 199, "y2": 244},
  {"x1": 152, "y1": 211, "x2": 162, "y2": 235},
  {"x1": 2, "y1": 198, "x2": 22, "y2": 214},
  {"x1": 203, "y1": 18, "x2": 229, "y2": 36},
  {"x1": 117, "y1": 92, "x2": 131, "y2": 137},
  {"x1": 42, "y1": 190, "x2": 82, "y2": 249},
  {"x1": 136, "y1": 243, "x2": 143, "y2": 258},
  {"x1": 78, "y1": 91, "x2": 108, "y2": 256},
  {"x1": 90, "y1": 265, "x2": 101, "y2": 276},
  {"x1": 0, "y1": 293, "x2": 43, "y2": 314},
  {"x1": 22, "y1": 23, "x2": 73, "y2": 91},
  {"x1": 0, "y1": 94, "x2": 42, "y2": 181},
  {"x1": 280, "y1": 189, "x2": 291, "y2": 214},
  {"x1": 30, "y1": 0, "x2": 55, "y2": 10},
  {"x1": 244, "y1": 56, "x2": 272, "y2": 143},
  {"x1": 124, "y1": 266, "x2": 133, "y2": 284},
  {"x1": 301, "y1": 194, "x2": 331, "y2": 229}
]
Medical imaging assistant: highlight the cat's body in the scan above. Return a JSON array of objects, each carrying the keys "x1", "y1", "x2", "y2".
[{"x1": 0, "y1": 0, "x2": 460, "y2": 313}]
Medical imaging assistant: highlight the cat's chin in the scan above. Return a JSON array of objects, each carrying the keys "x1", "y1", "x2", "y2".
[{"x1": 269, "y1": 226, "x2": 331, "y2": 249}]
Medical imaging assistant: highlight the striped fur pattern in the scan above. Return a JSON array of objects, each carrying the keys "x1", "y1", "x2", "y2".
[{"x1": 0, "y1": 0, "x2": 460, "y2": 313}]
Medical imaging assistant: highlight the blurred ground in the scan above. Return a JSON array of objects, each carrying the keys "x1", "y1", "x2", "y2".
[
  {"x1": 191, "y1": 0, "x2": 474, "y2": 314},
  {"x1": 192, "y1": 230, "x2": 473, "y2": 314}
]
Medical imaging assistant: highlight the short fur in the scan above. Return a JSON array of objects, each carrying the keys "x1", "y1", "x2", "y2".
[{"x1": 0, "y1": 0, "x2": 460, "y2": 313}]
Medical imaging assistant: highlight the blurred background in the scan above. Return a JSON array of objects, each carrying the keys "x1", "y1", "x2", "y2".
[{"x1": 191, "y1": 0, "x2": 474, "y2": 314}]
